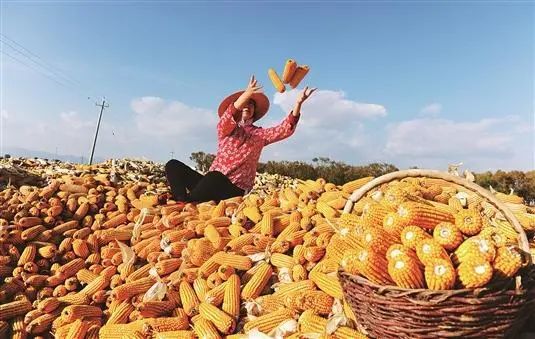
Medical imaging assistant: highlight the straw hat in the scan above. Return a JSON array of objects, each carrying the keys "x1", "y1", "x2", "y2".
[{"x1": 218, "y1": 91, "x2": 270, "y2": 122}]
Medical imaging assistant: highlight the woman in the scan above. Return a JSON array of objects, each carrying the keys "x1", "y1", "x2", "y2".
[{"x1": 165, "y1": 75, "x2": 316, "y2": 203}]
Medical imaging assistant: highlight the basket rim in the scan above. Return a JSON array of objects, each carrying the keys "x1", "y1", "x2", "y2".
[
  {"x1": 342, "y1": 169, "x2": 530, "y2": 260},
  {"x1": 338, "y1": 270, "x2": 534, "y2": 297}
]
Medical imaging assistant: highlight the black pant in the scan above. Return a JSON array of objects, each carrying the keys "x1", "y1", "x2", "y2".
[{"x1": 164, "y1": 159, "x2": 244, "y2": 203}]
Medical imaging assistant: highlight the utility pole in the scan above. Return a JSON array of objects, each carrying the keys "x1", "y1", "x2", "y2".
[{"x1": 89, "y1": 98, "x2": 109, "y2": 165}]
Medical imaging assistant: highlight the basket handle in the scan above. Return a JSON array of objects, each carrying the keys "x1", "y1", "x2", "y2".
[{"x1": 342, "y1": 169, "x2": 530, "y2": 257}]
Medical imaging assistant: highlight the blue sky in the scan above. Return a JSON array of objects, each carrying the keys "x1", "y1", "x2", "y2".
[{"x1": 1, "y1": 1, "x2": 533, "y2": 171}]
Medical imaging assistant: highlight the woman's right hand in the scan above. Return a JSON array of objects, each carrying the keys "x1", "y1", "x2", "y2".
[
  {"x1": 235, "y1": 75, "x2": 263, "y2": 111},
  {"x1": 245, "y1": 75, "x2": 263, "y2": 95}
]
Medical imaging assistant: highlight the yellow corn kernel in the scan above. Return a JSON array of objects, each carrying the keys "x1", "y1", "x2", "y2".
[
  {"x1": 241, "y1": 262, "x2": 273, "y2": 300},
  {"x1": 193, "y1": 318, "x2": 221, "y2": 339},
  {"x1": 341, "y1": 248, "x2": 392, "y2": 285},
  {"x1": 493, "y1": 246, "x2": 523, "y2": 279},
  {"x1": 452, "y1": 236, "x2": 496, "y2": 265},
  {"x1": 397, "y1": 202, "x2": 455, "y2": 230},
  {"x1": 388, "y1": 255, "x2": 425, "y2": 289},
  {"x1": 433, "y1": 222, "x2": 464, "y2": 251},
  {"x1": 199, "y1": 302, "x2": 235, "y2": 334},
  {"x1": 179, "y1": 281, "x2": 200, "y2": 316},
  {"x1": 243, "y1": 308, "x2": 294, "y2": 333},
  {"x1": 455, "y1": 208, "x2": 483, "y2": 236},
  {"x1": 212, "y1": 252, "x2": 252, "y2": 271},
  {"x1": 222, "y1": 274, "x2": 241, "y2": 319},
  {"x1": 401, "y1": 227, "x2": 429, "y2": 251},
  {"x1": 415, "y1": 239, "x2": 449, "y2": 266},
  {"x1": 457, "y1": 256, "x2": 493, "y2": 288}
]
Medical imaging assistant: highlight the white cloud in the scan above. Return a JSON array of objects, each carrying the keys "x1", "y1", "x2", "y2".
[
  {"x1": 261, "y1": 89, "x2": 387, "y2": 162},
  {"x1": 419, "y1": 103, "x2": 442, "y2": 117},
  {"x1": 384, "y1": 116, "x2": 533, "y2": 170},
  {"x1": 131, "y1": 96, "x2": 217, "y2": 140},
  {"x1": 1, "y1": 109, "x2": 8, "y2": 120},
  {"x1": 273, "y1": 89, "x2": 386, "y2": 128}
]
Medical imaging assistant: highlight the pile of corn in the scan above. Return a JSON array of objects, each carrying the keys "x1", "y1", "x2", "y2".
[
  {"x1": 0, "y1": 169, "x2": 373, "y2": 339},
  {"x1": 336, "y1": 177, "x2": 535, "y2": 290},
  {"x1": 0, "y1": 157, "x2": 298, "y2": 194},
  {"x1": 0, "y1": 164, "x2": 533, "y2": 339}
]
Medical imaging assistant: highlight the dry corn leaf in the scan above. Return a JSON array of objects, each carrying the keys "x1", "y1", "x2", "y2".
[
  {"x1": 116, "y1": 240, "x2": 135, "y2": 265},
  {"x1": 268, "y1": 319, "x2": 298, "y2": 339}
]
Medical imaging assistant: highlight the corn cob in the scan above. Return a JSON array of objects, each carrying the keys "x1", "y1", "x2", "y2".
[
  {"x1": 204, "y1": 281, "x2": 227, "y2": 306},
  {"x1": 308, "y1": 271, "x2": 343, "y2": 299},
  {"x1": 243, "y1": 308, "x2": 294, "y2": 333},
  {"x1": 270, "y1": 253, "x2": 295, "y2": 269},
  {"x1": 0, "y1": 299, "x2": 33, "y2": 320},
  {"x1": 289, "y1": 65, "x2": 310, "y2": 88},
  {"x1": 452, "y1": 236, "x2": 496, "y2": 264},
  {"x1": 493, "y1": 246, "x2": 523, "y2": 279},
  {"x1": 223, "y1": 274, "x2": 241, "y2": 319},
  {"x1": 79, "y1": 274, "x2": 110, "y2": 297},
  {"x1": 106, "y1": 301, "x2": 134, "y2": 325},
  {"x1": 179, "y1": 281, "x2": 200, "y2": 316},
  {"x1": 193, "y1": 278, "x2": 210, "y2": 301},
  {"x1": 433, "y1": 222, "x2": 464, "y2": 251},
  {"x1": 224, "y1": 233, "x2": 255, "y2": 252},
  {"x1": 212, "y1": 252, "x2": 252, "y2": 271},
  {"x1": 154, "y1": 331, "x2": 196, "y2": 339},
  {"x1": 111, "y1": 276, "x2": 155, "y2": 301},
  {"x1": 193, "y1": 318, "x2": 221, "y2": 339},
  {"x1": 298, "y1": 310, "x2": 367, "y2": 339},
  {"x1": 241, "y1": 262, "x2": 273, "y2": 300},
  {"x1": 316, "y1": 200, "x2": 339, "y2": 219},
  {"x1": 61, "y1": 305, "x2": 102, "y2": 322},
  {"x1": 268, "y1": 68, "x2": 285, "y2": 93},
  {"x1": 143, "y1": 316, "x2": 191, "y2": 333},
  {"x1": 137, "y1": 301, "x2": 175, "y2": 318},
  {"x1": 397, "y1": 202, "x2": 455, "y2": 230},
  {"x1": 415, "y1": 239, "x2": 449, "y2": 266},
  {"x1": 99, "y1": 323, "x2": 144, "y2": 338},
  {"x1": 388, "y1": 255, "x2": 425, "y2": 289},
  {"x1": 386, "y1": 244, "x2": 419, "y2": 263},
  {"x1": 26, "y1": 310, "x2": 61, "y2": 334},
  {"x1": 284, "y1": 290, "x2": 333, "y2": 315},
  {"x1": 58, "y1": 258, "x2": 86, "y2": 278},
  {"x1": 281, "y1": 59, "x2": 298, "y2": 83},
  {"x1": 304, "y1": 246, "x2": 326, "y2": 263},
  {"x1": 86, "y1": 325, "x2": 101, "y2": 339},
  {"x1": 455, "y1": 208, "x2": 483, "y2": 236},
  {"x1": 457, "y1": 256, "x2": 493, "y2": 288},
  {"x1": 199, "y1": 302, "x2": 235, "y2": 334},
  {"x1": 273, "y1": 280, "x2": 316, "y2": 299},
  {"x1": 214, "y1": 265, "x2": 234, "y2": 282},
  {"x1": 341, "y1": 248, "x2": 392, "y2": 285},
  {"x1": 57, "y1": 292, "x2": 91, "y2": 305},
  {"x1": 65, "y1": 319, "x2": 90, "y2": 339},
  {"x1": 359, "y1": 202, "x2": 392, "y2": 230},
  {"x1": 400, "y1": 225, "x2": 432, "y2": 249},
  {"x1": 383, "y1": 212, "x2": 411, "y2": 239},
  {"x1": 37, "y1": 297, "x2": 60, "y2": 313},
  {"x1": 17, "y1": 244, "x2": 36, "y2": 266},
  {"x1": 360, "y1": 227, "x2": 397, "y2": 255}
]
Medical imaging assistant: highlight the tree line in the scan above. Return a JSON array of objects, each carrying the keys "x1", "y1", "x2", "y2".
[{"x1": 189, "y1": 151, "x2": 535, "y2": 204}]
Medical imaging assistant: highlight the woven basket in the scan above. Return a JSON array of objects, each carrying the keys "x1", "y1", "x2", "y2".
[{"x1": 338, "y1": 169, "x2": 535, "y2": 339}]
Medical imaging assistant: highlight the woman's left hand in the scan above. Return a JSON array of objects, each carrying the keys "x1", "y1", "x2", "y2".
[{"x1": 297, "y1": 86, "x2": 317, "y2": 104}]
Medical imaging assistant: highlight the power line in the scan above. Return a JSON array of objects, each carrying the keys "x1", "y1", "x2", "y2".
[
  {"x1": 0, "y1": 34, "x2": 84, "y2": 89},
  {"x1": 0, "y1": 34, "x2": 98, "y2": 100},
  {"x1": 0, "y1": 49, "x2": 76, "y2": 90}
]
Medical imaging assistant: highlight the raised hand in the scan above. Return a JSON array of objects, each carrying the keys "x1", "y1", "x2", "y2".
[
  {"x1": 296, "y1": 86, "x2": 317, "y2": 104},
  {"x1": 245, "y1": 75, "x2": 263, "y2": 94}
]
